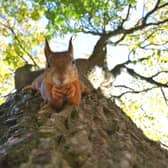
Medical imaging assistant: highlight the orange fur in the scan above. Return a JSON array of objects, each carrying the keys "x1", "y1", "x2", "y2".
[
  {"x1": 45, "y1": 79, "x2": 83, "y2": 109},
  {"x1": 23, "y1": 37, "x2": 89, "y2": 110}
]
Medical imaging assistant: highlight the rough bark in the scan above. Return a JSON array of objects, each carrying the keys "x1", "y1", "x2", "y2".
[
  {"x1": 2, "y1": 35, "x2": 168, "y2": 167},
  {"x1": 0, "y1": 89, "x2": 168, "y2": 168}
]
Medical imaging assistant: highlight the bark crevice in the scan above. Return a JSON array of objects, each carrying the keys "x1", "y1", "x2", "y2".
[{"x1": 0, "y1": 90, "x2": 168, "y2": 168}]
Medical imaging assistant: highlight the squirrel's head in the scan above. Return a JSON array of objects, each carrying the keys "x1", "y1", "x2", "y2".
[
  {"x1": 44, "y1": 36, "x2": 73, "y2": 67},
  {"x1": 44, "y1": 37, "x2": 77, "y2": 86}
]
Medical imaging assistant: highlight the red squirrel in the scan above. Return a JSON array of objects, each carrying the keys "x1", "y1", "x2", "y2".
[{"x1": 25, "y1": 37, "x2": 89, "y2": 110}]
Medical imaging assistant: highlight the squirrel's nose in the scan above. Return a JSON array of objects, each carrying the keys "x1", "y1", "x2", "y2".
[
  {"x1": 55, "y1": 80, "x2": 62, "y2": 87},
  {"x1": 55, "y1": 77, "x2": 65, "y2": 87}
]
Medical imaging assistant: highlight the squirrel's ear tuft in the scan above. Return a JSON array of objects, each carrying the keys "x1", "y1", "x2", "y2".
[
  {"x1": 44, "y1": 38, "x2": 52, "y2": 59},
  {"x1": 68, "y1": 36, "x2": 73, "y2": 58}
]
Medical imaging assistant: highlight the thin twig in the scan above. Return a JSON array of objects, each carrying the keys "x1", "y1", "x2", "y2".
[
  {"x1": 160, "y1": 87, "x2": 168, "y2": 105},
  {"x1": 112, "y1": 86, "x2": 158, "y2": 98}
]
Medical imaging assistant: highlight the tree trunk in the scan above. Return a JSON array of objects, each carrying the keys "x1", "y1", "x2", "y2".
[{"x1": 0, "y1": 89, "x2": 168, "y2": 168}]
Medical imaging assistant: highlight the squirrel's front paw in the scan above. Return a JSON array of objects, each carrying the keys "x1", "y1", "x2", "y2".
[
  {"x1": 66, "y1": 85, "x2": 75, "y2": 98},
  {"x1": 52, "y1": 86, "x2": 64, "y2": 99}
]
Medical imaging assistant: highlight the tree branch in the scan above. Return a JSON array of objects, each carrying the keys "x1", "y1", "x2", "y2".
[
  {"x1": 125, "y1": 66, "x2": 168, "y2": 88},
  {"x1": 99, "y1": 1, "x2": 168, "y2": 43},
  {"x1": 141, "y1": 40, "x2": 168, "y2": 49},
  {"x1": 87, "y1": 1, "x2": 168, "y2": 67},
  {"x1": 106, "y1": 34, "x2": 126, "y2": 46},
  {"x1": 0, "y1": 19, "x2": 39, "y2": 68},
  {"x1": 150, "y1": 71, "x2": 168, "y2": 78},
  {"x1": 160, "y1": 87, "x2": 168, "y2": 105},
  {"x1": 146, "y1": 18, "x2": 168, "y2": 26},
  {"x1": 110, "y1": 55, "x2": 151, "y2": 77},
  {"x1": 143, "y1": 1, "x2": 168, "y2": 24},
  {"x1": 143, "y1": 0, "x2": 161, "y2": 23},
  {"x1": 112, "y1": 85, "x2": 158, "y2": 98},
  {"x1": 89, "y1": 34, "x2": 107, "y2": 67},
  {"x1": 120, "y1": 4, "x2": 131, "y2": 28}
]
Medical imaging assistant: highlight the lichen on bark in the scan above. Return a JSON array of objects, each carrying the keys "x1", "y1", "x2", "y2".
[{"x1": 0, "y1": 90, "x2": 168, "y2": 168}]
